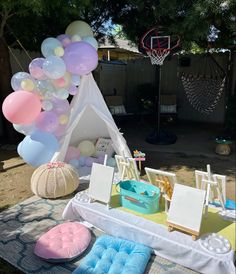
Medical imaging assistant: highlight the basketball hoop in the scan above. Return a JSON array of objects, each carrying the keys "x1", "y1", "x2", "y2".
[
  {"x1": 140, "y1": 27, "x2": 180, "y2": 66},
  {"x1": 139, "y1": 27, "x2": 180, "y2": 145},
  {"x1": 146, "y1": 48, "x2": 170, "y2": 65}
]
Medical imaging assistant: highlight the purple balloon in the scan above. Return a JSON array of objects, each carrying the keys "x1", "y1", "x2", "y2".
[
  {"x1": 52, "y1": 98, "x2": 70, "y2": 114},
  {"x1": 63, "y1": 41, "x2": 98, "y2": 75},
  {"x1": 35, "y1": 111, "x2": 59, "y2": 132},
  {"x1": 57, "y1": 34, "x2": 71, "y2": 47},
  {"x1": 68, "y1": 85, "x2": 78, "y2": 95},
  {"x1": 54, "y1": 124, "x2": 67, "y2": 138},
  {"x1": 85, "y1": 156, "x2": 95, "y2": 167}
]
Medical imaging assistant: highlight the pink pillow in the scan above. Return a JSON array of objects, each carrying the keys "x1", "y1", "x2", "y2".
[{"x1": 34, "y1": 222, "x2": 91, "y2": 262}]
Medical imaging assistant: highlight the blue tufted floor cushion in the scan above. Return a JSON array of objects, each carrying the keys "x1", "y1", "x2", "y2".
[{"x1": 73, "y1": 235, "x2": 152, "y2": 274}]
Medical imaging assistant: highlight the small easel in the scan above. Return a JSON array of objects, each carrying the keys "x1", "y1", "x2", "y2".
[
  {"x1": 202, "y1": 164, "x2": 226, "y2": 217},
  {"x1": 133, "y1": 150, "x2": 146, "y2": 171}
]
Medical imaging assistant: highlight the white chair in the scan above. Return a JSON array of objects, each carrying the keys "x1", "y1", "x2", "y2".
[
  {"x1": 195, "y1": 165, "x2": 226, "y2": 216},
  {"x1": 145, "y1": 167, "x2": 177, "y2": 212},
  {"x1": 115, "y1": 155, "x2": 140, "y2": 181}
]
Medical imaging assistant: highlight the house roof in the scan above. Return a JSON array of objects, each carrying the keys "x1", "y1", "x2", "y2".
[{"x1": 99, "y1": 38, "x2": 141, "y2": 54}]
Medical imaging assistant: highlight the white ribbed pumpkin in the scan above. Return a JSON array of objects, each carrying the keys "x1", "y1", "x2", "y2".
[{"x1": 31, "y1": 162, "x2": 79, "y2": 198}]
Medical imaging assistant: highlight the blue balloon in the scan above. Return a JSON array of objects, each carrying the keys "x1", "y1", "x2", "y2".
[
  {"x1": 17, "y1": 141, "x2": 23, "y2": 156},
  {"x1": 19, "y1": 130, "x2": 59, "y2": 167},
  {"x1": 68, "y1": 159, "x2": 79, "y2": 168},
  {"x1": 79, "y1": 156, "x2": 86, "y2": 167}
]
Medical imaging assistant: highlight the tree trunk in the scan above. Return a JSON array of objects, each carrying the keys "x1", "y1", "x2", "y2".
[{"x1": 0, "y1": 36, "x2": 20, "y2": 143}]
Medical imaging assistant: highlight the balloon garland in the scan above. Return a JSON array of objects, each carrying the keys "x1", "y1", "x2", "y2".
[{"x1": 2, "y1": 21, "x2": 99, "y2": 167}]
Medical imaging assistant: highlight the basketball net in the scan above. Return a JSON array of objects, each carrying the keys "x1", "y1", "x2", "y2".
[{"x1": 146, "y1": 48, "x2": 170, "y2": 66}]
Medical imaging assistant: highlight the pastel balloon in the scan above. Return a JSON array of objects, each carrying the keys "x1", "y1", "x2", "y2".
[
  {"x1": 98, "y1": 155, "x2": 105, "y2": 164},
  {"x1": 69, "y1": 159, "x2": 79, "y2": 168},
  {"x1": 41, "y1": 37, "x2": 62, "y2": 57},
  {"x1": 71, "y1": 75, "x2": 81, "y2": 86},
  {"x1": 107, "y1": 157, "x2": 116, "y2": 167},
  {"x1": 52, "y1": 72, "x2": 71, "y2": 88},
  {"x1": 41, "y1": 100, "x2": 53, "y2": 111},
  {"x1": 78, "y1": 140, "x2": 95, "y2": 157},
  {"x1": 21, "y1": 79, "x2": 35, "y2": 91},
  {"x1": 19, "y1": 130, "x2": 59, "y2": 167},
  {"x1": 63, "y1": 41, "x2": 98, "y2": 75},
  {"x1": 52, "y1": 98, "x2": 70, "y2": 114},
  {"x1": 65, "y1": 20, "x2": 93, "y2": 38},
  {"x1": 79, "y1": 156, "x2": 86, "y2": 167},
  {"x1": 53, "y1": 88, "x2": 69, "y2": 99},
  {"x1": 29, "y1": 58, "x2": 47, "y2": 80},
  {"x1": 59, "y1": 114, "x2": 69, "y2": 125},
  {"x1": 68, "y1": 85, "x2": 78, "y2": 95},
  {"x1": 35, "y1": 111, "x2": 59, "y2": 132},
  {"x1": 13, "y1": 123, "x2": 36, "y2": 136},
  {"x1": 71, "y1": 34, "x2": 82, "y2": 42},
  {"x1": 57, "y1": 34, "x2": 71, "y2": 47},
  {"x1": 54, "y1": 124, "x2": 66, "y2": 138},
  {"x1": 17, "y1": 141, "x2": 23, "y2": 156},
  {"x1": 42, "y1": 56, "x2": 66, "y2": 79},
  {"x1": 11, "y1": 72, "x2": 33, "y2": 91},
  {"x1": 2, "y1": 91, "x2": 41, "y2": 125},
  {"x1": 65, "y1": 146, "x2": 80, "y2": 162},
  {"x1": 85, "y1": 156, "x2": 94, "y2": 167},
  {"x1": 82, "y1": 36, "x2": 98, "y2": 50},
  {"x1": 54, "y1": 47, "x2": 64, "y2": 57}
]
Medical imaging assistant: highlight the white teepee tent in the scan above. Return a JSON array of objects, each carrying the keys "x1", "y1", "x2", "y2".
[{"x1": 51, "y1": 73, "x2": 131, "y2": 162}]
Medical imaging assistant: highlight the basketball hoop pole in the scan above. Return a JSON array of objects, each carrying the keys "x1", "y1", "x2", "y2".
[{"x1": 140, "y1": 28, "x2": 179, "y2": 145}]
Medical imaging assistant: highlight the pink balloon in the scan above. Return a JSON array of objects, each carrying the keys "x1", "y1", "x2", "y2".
[
  {"x1": 35, "y1": 111, "x2": 59, "y2": 132},
  {"x1": 63, "y1": 41, "x2": 98, "y2": 75},
  {"x1": 65, "y1": 146, "x2": 80, "y2": 162},
  {"x1": 2, "y1": 90, "x2": 41, "y2": 125}
]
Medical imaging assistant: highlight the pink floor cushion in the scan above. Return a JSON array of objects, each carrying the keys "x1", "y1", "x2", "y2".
[
  {"x1": 73, "y1": 235, "x2": 152, "y2": 274},
  {"x1": 34, "y1": 222, "x2": 91, "y2": 262}
]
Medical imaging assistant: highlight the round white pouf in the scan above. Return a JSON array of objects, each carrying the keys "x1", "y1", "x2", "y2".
[{"x1": 31, "y1": 162, "x2": 79, "y2": 198}]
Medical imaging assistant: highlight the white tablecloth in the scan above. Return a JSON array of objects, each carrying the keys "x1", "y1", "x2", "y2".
[{"x1": 62, "y1": 193, "x2": 235, "y2": 274}]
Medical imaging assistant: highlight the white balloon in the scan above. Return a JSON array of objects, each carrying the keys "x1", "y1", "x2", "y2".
[
  {"x1": 13, "y1": 123, "x2": 36, "y2": 135},
  {"x1": 42, "y1": 100, "x2": 53, "y2": 111},
  {"x1": 82, "y1": 36, "x2": 98, "y2": 50}
]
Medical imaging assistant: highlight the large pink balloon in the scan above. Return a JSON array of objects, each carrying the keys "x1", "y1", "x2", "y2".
[
  {"x1": 2, "y1": 91, "x2": 41, "y2": 125},
  {"x1": 63, "y1": 41, "x2": 98, "y2": 75}
]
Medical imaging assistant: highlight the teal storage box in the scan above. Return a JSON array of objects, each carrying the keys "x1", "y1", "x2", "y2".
[{"x1": 117, "y1": 180, "x2": 160, "y2": 214}]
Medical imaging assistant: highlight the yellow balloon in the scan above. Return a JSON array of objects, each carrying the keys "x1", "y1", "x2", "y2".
[
  {"x1": 54, "y1": 46, "x2": 64, "y2": 57},
  {"x1": 21, "y1": 79, "x2": 35, "y2": 91},
  {"x1": 65, "y1": 20, "x2": 93, "y2": 38},
  {"x1": 59, "y1": 114, "x2": 69, "y2": 125},
  {"x1": 78, "y1": 140, "x2": 95, "y2": 157}
]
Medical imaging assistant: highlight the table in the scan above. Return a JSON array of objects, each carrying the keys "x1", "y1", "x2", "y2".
[{"x1": 63, "y1": 191, "x2": 236, "y2": 274}]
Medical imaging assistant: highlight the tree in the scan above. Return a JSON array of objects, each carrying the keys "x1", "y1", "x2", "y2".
[
  {"x1": 108, "y1": 0, "x2": 236, "y2": 132},
  {"x1": 109, "y1": 0, "x2": 236, "y2": 50},
  {"x1": 0, "y1": 0, "x2": 120, "y2": 142}
]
